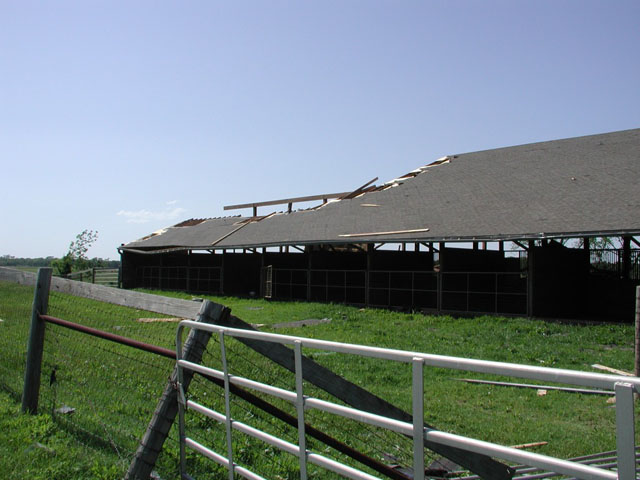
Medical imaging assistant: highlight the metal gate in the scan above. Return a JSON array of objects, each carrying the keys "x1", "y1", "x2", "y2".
[{"x1": 176, "y1": 321, "x2": 638, "y2": 480}]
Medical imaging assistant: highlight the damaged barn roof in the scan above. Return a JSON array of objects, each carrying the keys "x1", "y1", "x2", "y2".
[{"x1": 121, "y1": 128, "x2": 640, "y2": 253}]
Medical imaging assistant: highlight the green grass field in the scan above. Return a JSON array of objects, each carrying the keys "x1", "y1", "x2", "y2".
[{"x1": 0, "y1": 282, "x2": 637, "y2": 479}]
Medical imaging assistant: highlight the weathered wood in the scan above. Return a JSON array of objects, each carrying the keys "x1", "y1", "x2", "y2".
[
  {"x1": 0, "y1": 266, "x2": 38, "y2": 286},
  {"x1": 52, "y1": 278, "x2": 202, "y2": 319},
  {"x1": 339, "y1": 176, "x2": 378, "y2": 200},
  {"x1": 125, "y1": 300, "x2": 229, "y2": 480},
  {"x1": 0, "y1": 268, "x2": 203, "y2": 320},
  {"x1": 22, "y1": 268, "x2": 52, "y2": 414},
  {"x1": 510, "y1": 442, "x2": 547, "y2": 450},
  {"x1": 592, "y1": 364, "x2": 633, "y2": 377},
  {"x1": 224, "y1": 191, "x2": 353, "y2": 211},
  {"x1": 211, "y1": 221, "x2": 251, "y2": 247},
  {"x1": 217, "y1": 315, "x2": 514, "y2": 480}
]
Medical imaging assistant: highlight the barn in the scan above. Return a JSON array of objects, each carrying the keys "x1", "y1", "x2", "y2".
[{"x1": 119, "y1": 128, "x2": 640, "y2": 322}]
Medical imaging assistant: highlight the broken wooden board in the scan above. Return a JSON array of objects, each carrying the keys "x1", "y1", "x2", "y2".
[
  {"x1": 137, "y1": 318, "x2": 184, "y2": 323},
  {"x1": 591, "y1": 364, "x2": 634, "y2": 377}
]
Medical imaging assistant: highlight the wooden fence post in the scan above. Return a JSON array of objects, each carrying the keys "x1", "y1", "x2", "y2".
[
  {"x1": 22, "y1": 267, "x2": 52, "y2": 414},
  {"x1": 125, "y1": 300, "x2": 229, "y2": 480}
]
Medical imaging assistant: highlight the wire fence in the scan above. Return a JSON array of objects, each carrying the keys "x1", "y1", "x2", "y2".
[
  {"x1": 0, "y1": 280, "x2": 34, "y2": 398},
  {"x1": 4, "y1": 269, "x2": 630, "y2": 479},
  {"x1": 0, "y1": 274, "x2": 422, "y2": 479}
]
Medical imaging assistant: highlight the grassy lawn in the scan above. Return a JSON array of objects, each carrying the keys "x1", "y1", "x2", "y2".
[
  {"x1": 0, "y1": 389, "x2": 122, "y2": 480},
  {"x1": 0, "y1": 282, "x2": 637, "y2": 479}
]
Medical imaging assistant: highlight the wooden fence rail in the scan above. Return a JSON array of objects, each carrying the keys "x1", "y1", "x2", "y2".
[{"x1": 0, "y1": 266, "x2": 201, "y2": 319}]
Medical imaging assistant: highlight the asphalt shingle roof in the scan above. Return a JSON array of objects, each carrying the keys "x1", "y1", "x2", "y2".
[{"x1": 122, "y1": 128, "x2": 640, "y2": 251}]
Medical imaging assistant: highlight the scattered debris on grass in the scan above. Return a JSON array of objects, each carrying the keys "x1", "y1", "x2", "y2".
[
  {"x1": 26, "y1": 442, "x2": 56, "y2": 456},
  {"x1": 137, "y1": 318, "x2": 184, "y2": 323},
  {"x1": 591, "y1": 363, "x2": 633, "y2": 376},
  {"x1": 55, "y1": 405, "x2": 76, "y2": 415},
  {"x1": 272, "y1": 317, "x2": 332, "y2": 329},
  {"x1": 510, "y1": 441, "x2": 548, "y2": 449}
]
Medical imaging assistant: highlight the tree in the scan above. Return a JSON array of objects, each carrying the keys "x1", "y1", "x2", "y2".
[{"x1": 52, "y1": 230, "x2": 99, "y2": 275}]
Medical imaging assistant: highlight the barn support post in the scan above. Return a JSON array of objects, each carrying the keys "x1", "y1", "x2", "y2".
[
  {"x1": 220, "y1": 251, "x2": 225, "y2": 294},
  {"x1": 22, "y1": 267, "x2": 52, "y2": 414},
  {"x1": 623, "y1": 236, "x2": 632, "y2": 280},
  {"x1": 125, "y1": 300, "x2": 229, "y2": 480},
  {"x1": 186, "y1": 251, "x2": 191, "y2": 291},
  {"x1": 527, "y1": 240, "x2": 535, "y2": 318},
  {"x1": 436, "y1": 243, "x2": 442, "y2": 312},
  {"x1": 365, "y1": 244, "x2": 373, "y2": 306},
  {"x1": 259, "y1": 249, "x2": 265, "y2": 298},
  {"x1": 306, "y1": 250, "x2": 312, "y2": 301}
]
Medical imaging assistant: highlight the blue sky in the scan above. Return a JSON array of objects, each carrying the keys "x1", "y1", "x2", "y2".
[{"x1": 2, "y1": 1, "x2": 639, "y2": 260}]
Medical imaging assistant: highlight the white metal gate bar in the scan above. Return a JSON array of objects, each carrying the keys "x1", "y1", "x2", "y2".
[
  {"x1": 176, "y1": 320, "x2": 637, "y2": 480},
  {"x1": 615, "y1": 383, "x2": 636, "y2": 480},
  {"x1": 219, "y1": 331, "x2": 234, "y2": 480},
  {"x1": 185, "y1": 395, "x2": 381, "y2": 480},
  {"x1": 294, "y1": 341, "x2": 308, "y2": 480},
  {"x1": 178, "y1": 321, "x2": 640, "y2": 391},
  {"x1": 412, "y1": 358, "x2": 425, "y2": 480},
  {"x1": 457, "y1": 449, "x2": 640, "y2": 480}
]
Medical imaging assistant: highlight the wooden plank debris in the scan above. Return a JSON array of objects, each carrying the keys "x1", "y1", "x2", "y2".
[
  {"x1": 339, "y1": 177, "x2": 379, "y2": 200},
  {"x1": 456, "y1": 378, "x2": 614, "y2": 395},
  {"x1": 271, "y1": 317, "x2": 332, "y2": 329},
  {"x1": 510, "y1": 442, "x2": 548, "y2": 449},
  {"x1": 591, "y1": 364, "x2": 634, "y2": 377},
  {"x1": 137, "y1": 318, "x2": 184, "y2": 323}
]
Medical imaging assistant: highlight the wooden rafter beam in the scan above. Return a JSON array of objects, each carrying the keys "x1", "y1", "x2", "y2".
[
  {"x1": 224, "y1": 177, "x2": 379, "y2": 215},
  {"x1": 511, "y1": 240, "x2": 529, "y2": 250},
  {"x1": 224, "y1": 191, "x2": 352, "y2": 212},
  {"x1": 338, "y1": 177, "x2": 378, "y2": 200}
]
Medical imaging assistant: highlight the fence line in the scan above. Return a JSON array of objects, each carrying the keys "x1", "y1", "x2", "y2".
[
  {"x1": 65, "y1": 267, "x2": 120, "y2": 287},
  {"x1": 3, "y1": 266, "x2": 640, "y2": 479},
  {"x1": 268, "y1": 267, "x2": 528, "y2": 315},
  {"x1": 0, "y1": 266, "x2": 201, "y2": 319}
]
